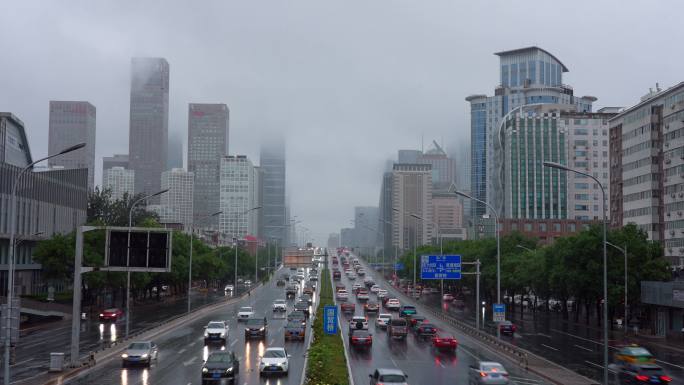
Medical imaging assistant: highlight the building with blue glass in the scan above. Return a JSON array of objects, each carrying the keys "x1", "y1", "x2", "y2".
[{"x1": 467, "y1": 47, "x2": 596, "y2": 219}]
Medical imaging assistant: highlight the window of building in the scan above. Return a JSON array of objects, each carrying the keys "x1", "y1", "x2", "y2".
[
  {"x1": 569, "y1": 223, "x2": 576, "y2": 232},
  {"x1": 539, "y1": 223, "x2": 547, "y2": 232},
  {"x1": 524, "y1": 223, "x2": 532, "y2": 231},
  {"x1": 553, "y1": 222, "x2": 561, "y2": 232}
]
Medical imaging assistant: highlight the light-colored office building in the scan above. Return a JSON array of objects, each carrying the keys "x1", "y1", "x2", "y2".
[
  {"x1": 467, "y1": 46, "x2": 596, "y2": 219},
  {"x1": 391, "y1": 163, "x2": 432, "y2": 250},
  {"x1": 103, "y1": 166, "x2": 135, "y2": 201},
  {"x1": 419, "y1": 141, "x2": 456, "y2": 191},
  {"x1": 129, "y1": 57, "x2": 169, "y2": 199},
  {"x1": 48, "y1": 101, "x2": 96, "y2": 189},
  {"x1": 188, "y1": 103, "x2": 229, "y2": 227},
  {"x1": 160, "y1": 168, "x2": 194, "y2": 227},
  {"x1": 219, "y1": 156, "x2": 259, "y2": 238},
  {"x1": 431, "y1": 192, "x2": 465, "y2": 241},
  {"x1": 610, "y1": 82, "x2": 684, "y2": 266}
]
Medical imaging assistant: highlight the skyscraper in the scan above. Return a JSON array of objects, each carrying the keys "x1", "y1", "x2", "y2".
[
  {"x1": 0, "y1": 113, "x2": 31, "y2": 168},
  {"x1": 467, "y1": 47, "x2": 596, "y2": 219},
  {"x1": 160, "y1": 168, "x2": 194, "y2": 227},
  {"x1": 219, "y1": 156, "x2": 259, "y2": 238},
  {"x1": 128, "y1": 57, "x2": 170, "y2": 198},
  {"x1": 188, "y1": 103, "x2": 229, "y2": 228},
  {"x1": 48, "y1": 101, "x2": 96, "y2": 188},
  {"x1": 391, "y1": 163, "x2": 432, "y2": 250},
  {"x1": 418, "y1": 141, "x2": 456, "y2": 191},
  {"x1": 103, "y1": 154, "x2": 129, "y2": 173},
  {"x1": 167, "y1": 131, "x2": 183, "y2": 170},
  {"x1": 103, "y1": 166, "x2": 135, "y2": 201},
  {"x1": 260, "y1": 139, "x2": 286, "y2": 245}
]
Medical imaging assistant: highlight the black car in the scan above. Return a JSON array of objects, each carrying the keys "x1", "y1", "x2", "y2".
[
  {"x1": 201, "y1": 351, "x2": 239, "y2": 385},
  {"x1": 285, "y1": 285, "x2": 297, "y2": 299},
  {"x1": 614, "y1": 363, "x2": 672, "y2": 384},
  {"x1": 244, "y1": 317, "x2": 268, "y2": 339},
  {"x1": 294, "y1": 300, "x2": 310, "y2": 317},
  {"x1": 287, "y1": 310, "x2": 307, "y2": 326},
  {"x1": 276, "y1": 279, "x2": 286, "y2": 286},
  {"x1": 300, "y1": 293, "x2": 313, "y2": 305},
  {"x1": 415, "y1": 323, "x2": 438, "y2": 337}
]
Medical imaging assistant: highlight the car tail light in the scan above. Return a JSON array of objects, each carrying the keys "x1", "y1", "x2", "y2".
[
  {"x1": 434, "y1": 338, "x2": 441, "y2": 343},
  {"x1": 479, "y1": 371, "x2": 487, "y2": 377},
  {"x1": 635, "y1": 375, "x2": 649, "y2": 382},
  {"x1": 660, "y1": 375, "x2": 672, "y2": 382}
]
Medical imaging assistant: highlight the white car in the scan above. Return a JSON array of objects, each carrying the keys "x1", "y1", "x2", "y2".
[
  {"x1": 259, "y1": 347, "x2": 290, "y2": 375},
  {"x1": 349, "y1": 316, "x2": 369, "y2": 331},
  {"x1": 272, "y1": 299, "x2": 287, "y2": 312},
  {"x1": 385, "y1": 298, "x2": 400, "y2": 311},
  {"x1": 245, "y1": 280, "x2": 252, "y2": 286},
  {"x1": 352, "y1": 283, "x2": 363, "y2": 292},
  {"x1": 224, "y1": 284, "x2": 234, "y2": 292},
  {"x1": 237, "y1": 306, "x2": 255, "y2": 321},
  {"x1": 121, "y1": 341, "x2": 158, "y2": 367},
  {"x1": 370, "y1": 285, "x2": 380, "y2": 294},
  {"x1": 357, "y1": 290, "x2": 370, "y2": 301},
  {"x1": 348, "y1": 273, "x2": 357, "y2": 280},
  {"x1": 376, "y1": 313, "x2": 391, "y2": 328},
  {"x1": 336, "y1": 289, "x2": 349, "y2": 301},
  {"x1": 442, "y1": 293, "x2": 454, "y2": 301},
  {"x1": 204, "y1": 321, "x2": 229, "y2": 343},
  {"x1": 377, "y1": 289, "x2": 388, "y2": 299}
]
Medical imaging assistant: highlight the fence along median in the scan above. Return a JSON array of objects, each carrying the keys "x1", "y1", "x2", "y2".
[{"x1": 303, "y1": 267, "x2": 350, "y2": 385}]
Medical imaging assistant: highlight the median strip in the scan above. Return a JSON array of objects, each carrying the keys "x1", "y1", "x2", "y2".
[{"x1": 303, "y1": 267, "x2": 350, "y2": 385}]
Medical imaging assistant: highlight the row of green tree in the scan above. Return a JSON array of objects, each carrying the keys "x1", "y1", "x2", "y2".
[
  {"x1": 32, "y1": 188, "x2": 277, "y2": 307},
  {"x1": 392, "y1": 224, "x2": 671, "y2": 325}
]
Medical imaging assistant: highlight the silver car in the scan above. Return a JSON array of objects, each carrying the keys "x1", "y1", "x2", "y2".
[
  {"x1": 121, "y1": 341, "x2": 158, "y2": 367},
  {"x1": 468, "y1": 361, "x2": 509, "y2": 384},
  {"x1": 369, "y1": 368, "x2": 408, "y2": 385}
]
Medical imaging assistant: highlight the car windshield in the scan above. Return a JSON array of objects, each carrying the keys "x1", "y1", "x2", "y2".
[
  {"x1": 207, "y1": 353, "x2": 232, "y2": 363},
  {"x1": 482, "y1": 363, "x2": 506, "y2": 372},
  {"x1": 128, "y1": 342, "x2": 150, "y2": 350},
  {"x1": 246, "y1": 318, "x2": 265, "y2": 326},
  {"x1": 421, "y1": 324, "x2": 436, "y2": 328},
  {"x1": 264, "y1": 350, "x2": 286, "y2": 358},
  {"x1": 286, "y1": 321, "x2": 302, "y2": 328},
  {"x1": 352, "y1": 330, "x2": 370, "y2": 337},
  {"x1": 207, "y1": 322, "x2": 224, "y2": 328},
  {"x1": 403, "y1": 306, "x2": 415, "y2": 310},
  {"x1": 380, "y1": 374, "x2": 406, "y2": 382},
  {"x1": 275, "y1": 300, "x2": 286, "y2": 304},
  {"x1": 239, "y1": 307, "x2": 252, "y2": 312},
  {"x1": 623, "y1": 347, "x2": 652, "y2": 356}
]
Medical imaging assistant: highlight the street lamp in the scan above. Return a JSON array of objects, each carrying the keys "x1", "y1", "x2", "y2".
[
  {"x1": 516, "y1": 244, "x2": 533, "y2": 252},
  {"x1": 543, "y1": 160, "x2": 608, "y2": 385},
  {"x1": 4, "y1": 142, "x2": 85, "y2": 384},
  {"x1": 126, "y1": 188, "x2": 169, "y2": 338},
  {"x1": 188, "y1": 211, "x2": 222, "y2": 313},
  {"x1": 606, "y1": 241, "x2": 628, "y2": 332},
  {"x1": 233, "y1": 206, "x2": 262, "y2": 295},
  {"x1": 451, "y1": 187, "x2": 501, "y2": 338}
]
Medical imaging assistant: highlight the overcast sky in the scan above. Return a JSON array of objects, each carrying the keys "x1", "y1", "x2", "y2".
[{"x1": 1, "y1": 1, "x2": 683, "y2": 245}]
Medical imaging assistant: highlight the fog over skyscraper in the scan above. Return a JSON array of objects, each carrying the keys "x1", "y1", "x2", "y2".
[
  {"x1": 128, "y1": 57, "x2": 169, "y2": 198},
  {"x1": 260, "y1": 138, "x2": 286, "y2": 245},
  {"x1": 48, "y1": 101, "x2": 96, "y2": 189}
]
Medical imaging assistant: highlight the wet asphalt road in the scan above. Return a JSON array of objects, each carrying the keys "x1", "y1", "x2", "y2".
[
  {"x1": 335, "y1": 255, "x2": 547, "y2": 385},
  {"x1": 66, "y1": 268, "x2": 316, "y2": 385}
]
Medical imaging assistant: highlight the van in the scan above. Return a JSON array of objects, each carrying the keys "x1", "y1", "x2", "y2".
[{"x1": 388, "y1": 317, "x2": 408, "y2": 339}]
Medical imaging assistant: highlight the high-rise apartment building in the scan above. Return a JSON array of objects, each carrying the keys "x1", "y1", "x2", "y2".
[
  {"x1": 391, "y1": 163, "x2": 432, "y2": 250},
  {"x1": 497, "y1": 106, "x2": 615, "y2": 220},
  {"x1": 260, "y1": 139, "x2": 286, "y2": 244},
  {"x1": 188, "y1": 103, "x2": 229, "y2": 228},
  {"x1": 219, "y1": 156, "x2": 259, "y2": 238},
  {"x1": 610, "y1": 82, "x2": 684, "y2": 266},
  {"x1": 103, "y1": 166, "x2": 135, "y2": 201},
  {"x1": 467, "y1": 47, "x2": 596, "y2": 219},
  {"x1": 48, "y1": 101, "x2": 96, "y2": 188},
  {"x1": 128, "y1": 57, "x2": 170, "y2": 198},
  {"x1": 160, "y1": 168, "x2": 194, "y2": 227}
]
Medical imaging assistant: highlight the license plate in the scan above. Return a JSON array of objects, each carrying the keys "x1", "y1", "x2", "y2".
[
  {"x1": 491, "y1": 374, "x2": 499, "y2": 378},
  {"x1": 129, "y1": 357, "x2": 139, "y2": 361},
  {"x1": 212, "y1": 373, "x2": 221, "y2": 378},
  {"x1": 269, "y1": 366, "x2": 278, "y2": 370}
]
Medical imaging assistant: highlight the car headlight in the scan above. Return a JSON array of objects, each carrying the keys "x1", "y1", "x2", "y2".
[
  {"x1": 204, "y1": 331, "x2": 209, "y2": 337},
  {"x1": 220, "y1": 332, "x2": 226, "y2": 337},
  {"x1": 141, "y1": 354, "x2": 148, "y2": 358},
  {"x1": 202, "y1": 367, "x2": 208, "y2": 373},
  {"x1": 225, "y1": 367, "x2": 233, "y2": 373},
  {"x1": 121, "y1": 353, "x2": 128, "y2": 358},
  {"x1": 99, "y1": 313, "x2": 104, "y2": 317},
  {"x1": 259, "y1": 327, "x2": 265, "y2": 331}
]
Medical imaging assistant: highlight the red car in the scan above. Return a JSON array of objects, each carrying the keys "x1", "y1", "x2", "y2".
[
  {"x1": 499, "y1": 320, "x2": 517, "y2": 335},
  {"x1": 349, "y1": 329, "x2": 372, "y2": 347},
  {"x1": 432, "y1": 334, "x2": 458, "y2": 351},
  {"x1": 99, "y1": 308, "x2": 124, "y2": 322},
  {"x1": 340, "y1": 302, "x2": 356, "y2": 314}
]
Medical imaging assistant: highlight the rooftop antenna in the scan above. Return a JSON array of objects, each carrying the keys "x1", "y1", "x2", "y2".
[
  {"x1": 421, "y1": 134, "x2": 424, "y2": 153},
  {"x1": 656, "y1": 82, "x2": 661, "y2": 92}
]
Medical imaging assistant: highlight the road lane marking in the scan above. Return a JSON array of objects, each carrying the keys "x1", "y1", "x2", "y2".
[
  {"x1": 10, "y1": 358, "x2": 33, "y2": 367},
  {"x1": 230, "y1": 340, "x2": 237, "y2": 347},
  {"x1": 656, "y1": 359, "x2": 684, "y2": 370},
  {"x1": 573, "y1": 344, "x2": 592, "y2": 352},
  {"x1": 183, "y1": 357, "x2": 197, "y2": 366},
  {"x1": 584, "y1": 360, "x2": 603, "y2": 369},
  {"x1": 550, "y1": 328, "x2": 603, "y2": 346},
  {"x1": 540, "y1": 343, "x2": 558, "y2": 351},
  {"x1": 177, "y1": 348, "x2": 186, "y2": 355},
  {"x1": 537, "y1": 333, "x2": 552, "y2": 338}
]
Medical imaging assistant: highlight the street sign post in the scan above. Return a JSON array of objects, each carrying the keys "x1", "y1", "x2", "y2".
[
  {"x1": 420, "y1": 255, "x2": 461, "y2": 280},
  {"x1": 493, "y1": 303, "x2": 506, "y2": 322},
  {"x1": 323, "y1": 305, "x2": 338, "y2": 335},
  {"x1": 394, "y1": 263, "x2": 405, "y2": 271}
]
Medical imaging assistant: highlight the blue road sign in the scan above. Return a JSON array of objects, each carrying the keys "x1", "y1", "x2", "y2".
[
  {"x1": 493, "y1": 303, "x2": 506, "y2": 322},
  {"x1": 420, "y1": 255, "x2": 461, "y2": 280},
  {"x1": 394, "y1": 263, "x2": 405, "y2": 271},
  {"x1": 323, "y1": 305, "x2": 338, "y2": 335}
]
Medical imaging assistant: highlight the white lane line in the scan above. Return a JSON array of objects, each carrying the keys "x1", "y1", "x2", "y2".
[
  {"x1": 183, "y1": 356, "x2": 197, "y2": 366},
  {"x1": 10, "y1": 358, "x2": 33, "y2": 367},
  {"x1": 656, "y1": 359, "x2": 684, "y2": 370},
  {"x1": 550, "y1": 328, "x2": 605, "y2": 346},
  {"x1": 230, "y1": 339, "x2": 237, "y2": 347},
  {"x1": 584, "y1": 360, "x2": 604, "y2": 369},
  {"x1": 540, "y1": 343, "x2": 559, "y2": 351},
  {"x1": 537, "y1": 333, "x2": 552, "y2": 338},
  {"x1": 177, "y1": 348, "x2": 186, "y2": 355},
  {"x1": 458, "y1": 345, "x2": 479, "y2": 360},
  {"x1": 573, "y1": 344, "x2": 592, "y2": 352}
]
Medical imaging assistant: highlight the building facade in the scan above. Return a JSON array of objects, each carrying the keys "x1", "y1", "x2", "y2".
[
  {"x1": 328, "y1": 233, "x2": 340, "y2": 249},
  {"x1": 377, "y1": 171, "x2": 393, "y2": 253},
  {"x1": 260, "y1": 139, "x2": 286, "y2": 244},
  {"x1": 103, "y1": 154, "x2": 129, "y2": 175},
  {"x1": 48, "y1": 101, "x2": 96, "y2": 189},
  {"x1": 467, "y1": 46, "x2": 595, "y2": 220},
  {"x1": 419, "y1": 142, "x2": 456, "y2": 191},
  {"x1": 167, "y1": 132, "x2": 183, "y2": 170},
  {"x1": 160, "y1": 168, "x2": 194, "y2": 227},
  {"x1": 431, "y1": 192, "x2": 465, "y2": 241},
  {"x1": 219, "y1": 156, "x2": 259, "y2": 239},
  {"x1": 188, "y1": 103, "x2": 229, "y2": 228},
  {"x1": 391, "y1": 163, "x2": 432, "y2": 250},
  {"x1": 354, "y1": 206, "x2": 379, "y2": 251},
  {"x1": 102, "y1": 166, "x2": 135, "y2": 201},
  {"x1": 128, "y1": 57, "x2": 170, "y2": 198},
  {"x1": 610, "y1": 82, "x2": 684, "y2": 266},
  {"x1": 0, "y1": 113, "x2": 88, "y2": 295}
]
